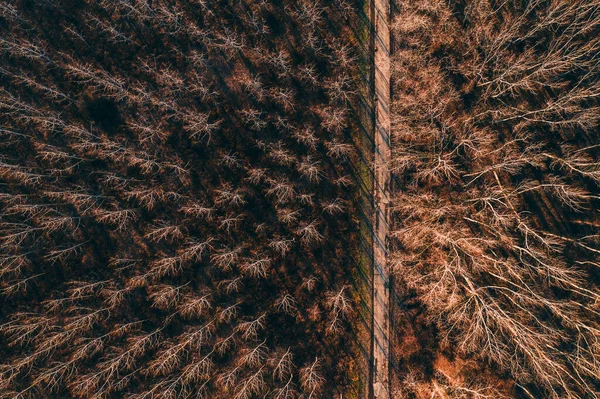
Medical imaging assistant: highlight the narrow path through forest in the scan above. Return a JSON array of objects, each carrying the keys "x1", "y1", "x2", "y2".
[{"x1": 371, "y1": 0, "x2": 391, "y2": 397}]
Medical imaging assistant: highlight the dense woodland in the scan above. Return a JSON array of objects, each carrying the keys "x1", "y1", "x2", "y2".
[
  {"x1": 3, "y1": 0, "x2": 599, "y2": 398},
  {"x1": 390, "y1": 0, "x2": 600, "y2": 398},
  {"x1": 0, "y1": 0, "x2": 365, "y2": 398}
]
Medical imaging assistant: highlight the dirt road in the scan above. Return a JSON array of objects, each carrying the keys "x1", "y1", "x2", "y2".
[{"x1": 371, "y1": 0, "x2": 391, "y2": 397}]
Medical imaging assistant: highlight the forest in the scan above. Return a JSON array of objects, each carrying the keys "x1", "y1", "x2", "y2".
[
  {"x1": 1, "y1": 0, "x2": 600, "y2": 398},
  {"x1": 0, "y1": 0, "x2": 366, "y2": 398},
  {"x1": 389, "y1": 0, "x2": 600, "y2": 398}
]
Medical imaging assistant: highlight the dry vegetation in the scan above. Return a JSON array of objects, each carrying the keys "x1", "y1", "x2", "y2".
[
  {"x1": 390, "y1": 0, "x2": 600, "y2": 397},
  {"x1": 5, "y1": 0, "x2": 597, "y2": 396},
  {"x1": 0, "y1": 0, "x2": 364, "y2": 397}
]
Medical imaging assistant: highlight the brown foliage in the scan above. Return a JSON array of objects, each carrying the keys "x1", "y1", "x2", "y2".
[
  {"x1": 390, "y1": 0, "x2": 600, "y2": 397},
  {"x1": 0, "y1": 0, "x2": 363, "y2": 397}
]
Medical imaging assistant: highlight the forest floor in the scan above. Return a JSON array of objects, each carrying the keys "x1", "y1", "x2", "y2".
[{"x1": 371, "y1": 0, "x2": 391, "y2": 397}]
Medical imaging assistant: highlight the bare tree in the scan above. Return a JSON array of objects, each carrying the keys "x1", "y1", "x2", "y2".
[
  {"x1": 240, "y1": 256, "x2": 271, "y2": 279},
  {"x1": 235, "y1": 314, "x2": 266, "y2": 341},
  {"x1": 300, "y1": 357, "x2": 324, "y2": 398},
  {"x1": 296, "y1": 220, "x2": 324, "y2": 245},
  {"x1": 274, "y1": 294, "x2": 296, "y2": 315},
  {"x1": 211, "y1": 246, "x2": 242, "y2": 271},
  {"x1": 326, "y1": 286, "x2": 352, "y2": 334}
]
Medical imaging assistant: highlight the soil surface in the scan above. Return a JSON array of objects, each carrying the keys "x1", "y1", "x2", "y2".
[{"x1": 371, "y1": 0, "x2": 391, "y2": 397}]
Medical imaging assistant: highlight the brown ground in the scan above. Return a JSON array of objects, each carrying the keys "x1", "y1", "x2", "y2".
[{"x1": 371, "y1": 0, "x2": 392, "y2": 397}]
